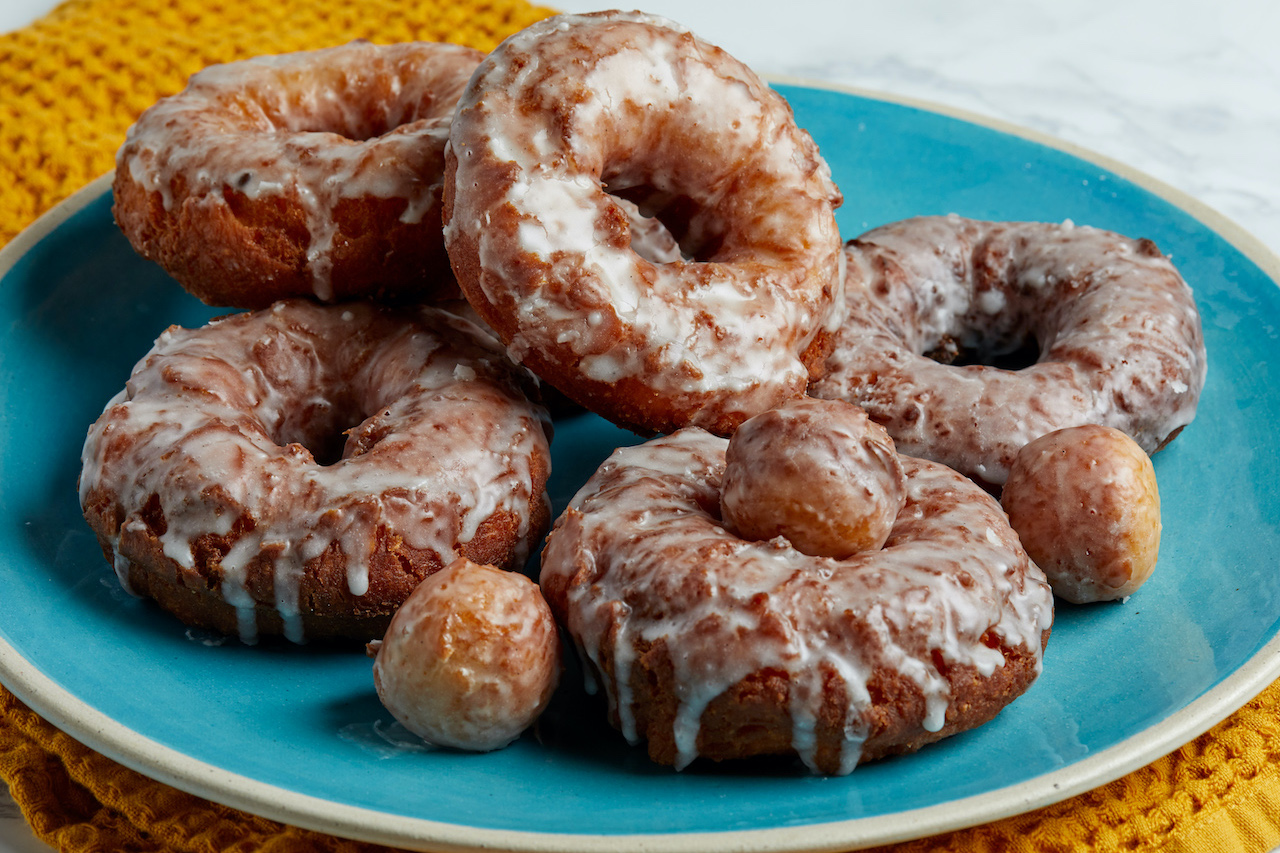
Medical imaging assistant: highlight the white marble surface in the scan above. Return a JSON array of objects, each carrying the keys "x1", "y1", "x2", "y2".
[{"x1": 0, "y1": 1, "x2": 1276, "y2": 851}]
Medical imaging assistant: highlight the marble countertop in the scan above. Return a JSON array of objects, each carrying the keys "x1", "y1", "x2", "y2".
[{"x1": 0, "y1": 1, "x2": 1276, "y2": 851}]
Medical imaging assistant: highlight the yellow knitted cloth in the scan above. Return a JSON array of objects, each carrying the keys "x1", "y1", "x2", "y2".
[{"x1": 2, "y1": 1, "x2": 1280, "y2": 852}]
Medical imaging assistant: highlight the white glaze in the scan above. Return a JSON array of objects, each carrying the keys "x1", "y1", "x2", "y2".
[
  {"x1": 79, "y1": 301, "x2": 551, "y2": 643},
  {"x1": 444, "y1": 10, "x2": 844, "y2": 435},
  {"x1": 811, "y1": 215, "x2": 1208, "y2": 485},
  {"x1": 540, "y1": 429, "x2": 1053, "y2": 773},
  {"x1": 117, "y1": 41, "x2": 481, "y2": 300}
]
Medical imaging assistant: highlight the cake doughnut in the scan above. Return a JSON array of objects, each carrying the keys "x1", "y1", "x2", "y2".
[
  {"x1": 540, "y1": 399, "x2": 1054, "y2": 774},
  {"x1": 113, "y1": 41, "x2": 484, "y2": 308},
  {"x1": 809, "y1": 215, "x2": 1207, "y2": 486},
  {"x1": 372, "y1": 557, "x2": 561, "y2": 751},
  {"x1": 443, "y1": 10, "x2": 845, "y2": 437},
  {"x1": 1002, "y1": 425, "x2": 1162, "y2": 603},
  {"x1": 79, "y1": 300, "x2": 552, "y2": 643}
]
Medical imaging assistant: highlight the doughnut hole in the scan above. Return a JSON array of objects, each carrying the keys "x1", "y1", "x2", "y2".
[
  {"x1": 720, "y1": 398, "x2": 906, "y2": 559},
  {"x1": 1001, "y1": 424, "x2": 1161, "y2": 603},
  {"x1": 372, "y1": 558, "x2": 561, "y2": 751}
]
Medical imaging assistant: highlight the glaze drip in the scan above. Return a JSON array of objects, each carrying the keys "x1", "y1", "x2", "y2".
[
  {"x1": 79, "y1": 300, "x2": 552, "y2": 642},
  {"x1": 540, "y1": 429, "x2": 1053, "y2": 773}
]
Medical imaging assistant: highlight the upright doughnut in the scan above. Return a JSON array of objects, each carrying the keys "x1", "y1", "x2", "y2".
[
  {"x1": 443, "y1": 11, "x2": 845, "y2": 436},
  {"x1": 810, "y1": 215, "x2": 1207, "y2": 486},
  {"x1": 114, "y1": 41, "x2": 483, "y2": 308},
  {"x1": 540, "y1": 402, "x2": 1053, "y2": 774},
  {"x1": 79, "y1": 300, "x2": 552, "y2": 643}
]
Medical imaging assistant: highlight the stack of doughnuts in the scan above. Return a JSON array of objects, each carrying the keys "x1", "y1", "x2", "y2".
[
  {"x1": 84, "y1": 9, "x2": 1207, "y2": 771},
  {"x1": 94, "y1": 40, "x2": 558, "y2": 648}
]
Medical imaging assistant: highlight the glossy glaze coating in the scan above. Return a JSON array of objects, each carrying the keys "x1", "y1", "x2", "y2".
[
  {"x1": 443, "y1": 11, "x2": 844, "y2": 436},
  {"x1": 373, "y1": 558, "x2": 561, "y2": 751},
  {"x1": 811, "y1": 215, "x2": 1207, "y2": 485},
  {"x1": 114, "y1": 41, "x2": 483, "y2": 306},
  {"x1": 79, "y1": 300, "x2": 552, "y2": 642},
  {"x1": 1002, "y1": 424, "x2": 1162, "y2": 603},
  {"x1": 720, "y1": 398, "x2": 905, "y2": 559},
  {"x1": 541, "y1": 428, "x2": 1053, "y2": 773}
]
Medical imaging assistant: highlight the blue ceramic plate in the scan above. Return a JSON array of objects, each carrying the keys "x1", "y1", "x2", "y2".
[{"x1": 2, "y1": 82, "x2": 1279, "y2": 853}]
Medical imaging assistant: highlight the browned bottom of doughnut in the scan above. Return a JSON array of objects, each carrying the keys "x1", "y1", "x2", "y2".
[
  {"x1": 113, "y1": 172, "x2": 460, "y2": 309},
  {"x1": 604, "y1": 630, "x2": 1048, "y2": 773},
  {"x1": 447, "y1": 224, "x2": 837, "y2": 438},
  {"x1": 83, "y1": 482, "x2": 551, "y2": 643}
]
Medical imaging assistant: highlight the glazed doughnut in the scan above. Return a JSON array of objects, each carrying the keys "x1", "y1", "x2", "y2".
[
  {"x1": 373, "y1": 557, "x2": 561, "y2": 751},
  {"x1": 540, "y1": 400, "x2": 1054, "y2": 774},
  {"x1": 809, "y1": 215, "x2": 1207, "y2": 486},
  {"x1": 79, "y1": 300, "x2": 552, "y2": 643},
  {"x1": 1002, "y1": 424, "x2": 1162, "y2": 603},
  {"x1": 113, "y1": 41, "x2": 484, "y2": 308},
  {"x1": 443, "y1": 10, "x2": 845, "y2": 436}
]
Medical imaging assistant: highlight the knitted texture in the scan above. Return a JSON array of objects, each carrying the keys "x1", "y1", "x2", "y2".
[
  {"x1": 5, "y1": 682, "x2": 1280, "y2": 853},
  {"x1": 2, "y1": 1, "x2": 1280, "y2": 852}
]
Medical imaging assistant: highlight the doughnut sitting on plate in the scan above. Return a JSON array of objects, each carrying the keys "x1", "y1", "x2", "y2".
[
  {"x1": 540, "y1": 398, "x2": 1054, "y2": 774},
  {"x1": 79, "y1": 300, "x2": 553, "y2": 644},
  {"x1": 442, "y1": 10, "x2": 846, "y2": 437},
  {"x1": 810, "y1": 215, "x2": 1207, "y2": 488}
]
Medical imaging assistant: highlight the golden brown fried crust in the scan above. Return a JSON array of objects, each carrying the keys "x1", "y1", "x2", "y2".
[
  {"x1": 112, "y1": 171, "x2": 460, "y2": 309},
  {"x1": 588, "y1": 629, "x2": 1048, "y2": 774},
  {"x1": 86, "y1": 462, "x2": 551, "y2": 643}
]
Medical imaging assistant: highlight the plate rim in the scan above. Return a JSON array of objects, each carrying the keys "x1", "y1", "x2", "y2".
[{"x1": 2, "y1": 80, "x2": 1279, "y2": 853}]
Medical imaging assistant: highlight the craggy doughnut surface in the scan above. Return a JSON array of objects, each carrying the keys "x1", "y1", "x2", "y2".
[
  {"x1": 114, "y1": 41, "x2": 483, "y2": 308},
  {"x1": 810, "y1": 215, "x2": 1208, "y2": 486},
  {"x1": 79, "y1": 300, "x2": 552, "y2": 643},
  {"x1": 443, "y1": 11, "x2": 845, "y2": 436},
  {"x1": 540, "y1": 429, "x2": 1053, "y2": 774}
]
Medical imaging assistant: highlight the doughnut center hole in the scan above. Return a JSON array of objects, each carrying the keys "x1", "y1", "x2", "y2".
[
  {"x1": 274, "y1": 396, "x2": 369, "y2": 466},
  {"x1": 273, "y1": 95, "x2": 417, "y2": 142},
  {"x1": 288, "y1": 114, "x2": 393, "y2": 142},
  {"x1": 610, "y1": 185, "x2": 711, "y2": 262},
  {"x1": 926, "y1": 335, "x2": 1042, "y2": 371}
]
